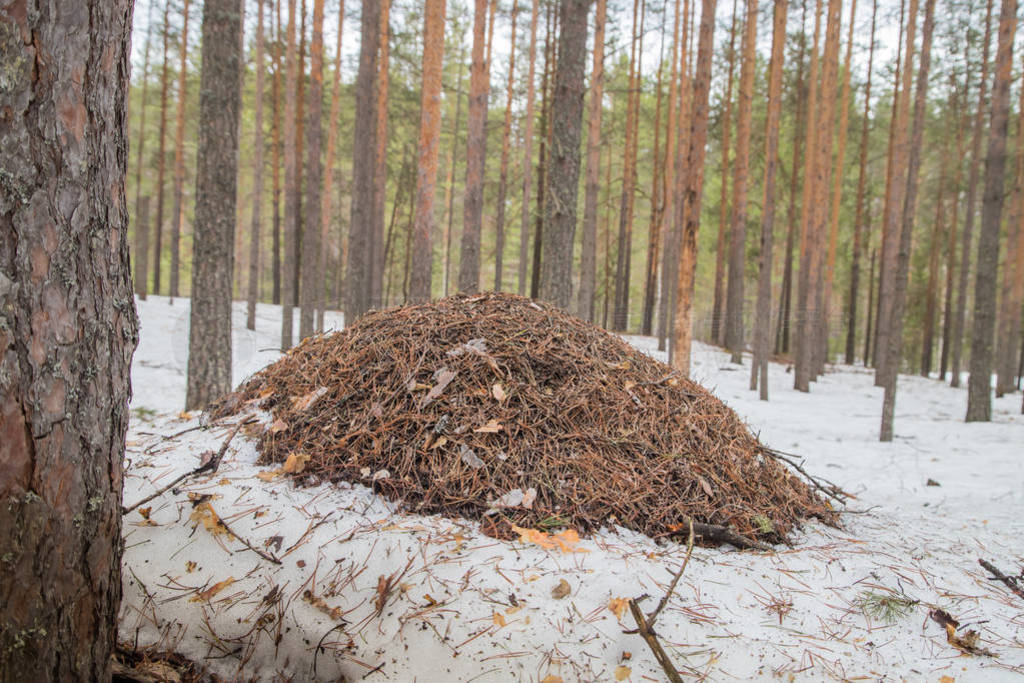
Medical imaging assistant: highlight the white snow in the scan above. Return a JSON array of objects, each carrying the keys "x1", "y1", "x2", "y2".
[{"x1": 121, "y1": 295, "x2": 1024, "y2": 681}]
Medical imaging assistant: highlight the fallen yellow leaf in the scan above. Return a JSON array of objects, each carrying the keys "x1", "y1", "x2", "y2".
[
  {"x1": 256, "y1": 470, "x2": 280, "y2": 482},
  {"x1": 551, "y1": 578, "x2": 571, "y2": 599},
  {"x1": 190, "y1": 577, "x2": 235, "y2": 602},
  {"x1": 282, "y1": 452, "x2": 311, "y2": 474},
  {"x1": 540, "y1": 676, "x2": 563, "y2": 683},
  {"x1": 492, "y1": 612, "x2": 506, "y2": 627},
  {"x1": 608, "y1": 597, "x2": 629, "y2": 620},
  {"x1": 614, "y1": 665, "x2": 632, "y2": 681}
]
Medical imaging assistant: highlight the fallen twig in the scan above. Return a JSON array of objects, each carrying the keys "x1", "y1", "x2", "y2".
[
  {"x1": 979, "y1": 559, "x2": 1024, "y2": 602},
  {"x1": 648, "y1": 520, "x2": 695, "y2": 625},
  {"x1": 759, "y1": 445, "x2": 849, "y2": 505},
  {"x1": 662, "y1": 516, "x2": 771, "y2": 551},
  {"x1": 124, "y1": 415, "x2": 255, "y2": 515}
]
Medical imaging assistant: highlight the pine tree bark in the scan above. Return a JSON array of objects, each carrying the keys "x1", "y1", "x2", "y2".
[
  {"x1": 951, "y1": 0, "x2": 994, "y2": 387},
  {"x1": 186, "y1": 0, "x2": 243, "y2": 411},
  {"x1": 281, "y1": 0, "x2": 299, "y2": 347},
  {"x1": 967, "y1": 0, "x2": 1017, "y2": 421},
  {"x1": 671, "y1": 0, "x2": 717, "y2": 375},
  {"x1": 539, "y1": 0, "x2": 590, "y2": 309},
  {"x1": 247, "y1": 0, "x2": 267, "y2": 331},
  {"x1": 154, "y1": 0, "x2": 172, "y2": 296},
  {"x1": 494, "y1": 3, "x2": 518, "y2": 292},
  {"x1": 346, "y1": 0, "x2": 381, "y2": 322},
  {"x1": 641, "y1": 27, "x2": 667, "y2": 337},
  {"x1": 410, "y1": 0, "x2": 448, "y2": 302},
  {"x1": 940, "y1": 79, "x2": 968, "y2": 380},
  {"x1": 133, "y1": 0, "x2": 155, "y2": 300},
  {"x1": 318, "y1": 1, "x2": 344, "y2": 331},
  {"x1": 922, "y1": 145, "x2": 949, "y2": 376},
  {"x1": 170, "y1": 0, "x2": 192, "y2": 300},
  {"x1": 845, "y1": 0, "x2": 877, "y2": 364},
  {"x1": 459, "y1": 0, "x2": 492, "y2": 293},
  {"x1": 442, "y1": 42, "x2": 466, "y2": 298},
  {"x1": 371, "y1": 0, "x2": 390, "y2": 309},
  {"x1": 299, "y1": 0, "x2": 324, "y2": 339},
  {"x1": 0, "y1": 4, "x2": 138, "y2": 677},
  {"x1": 723, "y1": 0, "x2": 758, "y2": 364},
  {"x1": 577, "y1": 0, "x2": 607, "y2": 320},
  {"x1": 711, "y1": 0, "x2": 740, "y2": 345},
  {"x1": 519, "y1": 0, "x2": 542, "y2": 295},
  {"x1": 293, "y1": 0, "x2": 306, "y2": 308},
  {"x1": 531, "y1": 5, "x2": 557, "y2": 300},
  {"x1": 880, "y1": 0, "x2": 936, "y2": 441},
  {"x1": 271, "y1": 0, "x2": 283, "y2": 305},
  {"x1": 751, "y1": 0, "x2": 788, "y2": 397}
]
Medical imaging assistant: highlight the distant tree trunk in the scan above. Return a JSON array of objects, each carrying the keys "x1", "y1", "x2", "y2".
[
  {"x1": 271, "y1": 0, "x2": 283, "y2": 305},
  {"x1": 494, "y1": 4, "x2": 518, "y2": 292},
  {"x1": 880, "y1": 0, "x2": 936, "y2": 442},
  {"x1": 459, "y1": 0, "x2": 492, "y2": 293},
  {"x1": 154, "y1": 0, "x2": 172, "y2": 296},
  {"x1": 170, "y1": 0, "x2": 192, "y2": 301},
  {"x1": 995, "y1": 65, "x2": 1024, "y2": 395},
  {"x1": 921, "y1": 154, "x2": 948, "y2": 376},
  {"x1": 967, "y1": 0, "x2": 1017, "y2": 422},
  {"x1": 577, "y1": 0, "x2": 607, "y2": 320},
  {"x1": 442, "y1": 43, "x2": 466, "y2": 298},
  {"x1": 793, "y1": 0, "x2": 822, "y2": 392},
  {"x1": 940, "y1": 76, "x2": 969, "y2": 380},
  {"x1": 133, "y1": 0, "x2": 155, "y2": 300},
  {"x1": 864, "y1": 247, "x2": 877, "y2": 364},
  {"x1": 371, "y1": 0, "x2": 391, "y2": 309},
  {"x1": 670, "y1": 0, "x2": 717, "y2": 375},
  {"x1": 723, "y1": 0, "x2": 758, "y2": 364},
  {"x1": 776, "y1": 0, "x2": 807, "y2": 356},
  {"x1": 346, "y1": 0, "x2": 381, "y2": 322},
  {"x1": 539, "y1": 0, "x2": 590, "y2": 308},
  {"x1": 318, "y1": 1, "x2": 344, "y2": 330},
  {"x1": 952, "y1": 0, "x2": 994, "y2": 387},
  {"x1": 247, "y1": 0, "x2": 267, "y2": 331},
  {"x1": 0, "y1": 2, "x2": 138, "y2": 676},
  {"x1": 298, "y1": 0, "x2": 324, "y2": 339},
  {"x1": 186, "y1": 0, "x2": 243, "y2": 410},
  {"x1": 612, "y1": 0, "x2": 644, "y2": 330},
  {"x1": 530, "y1": 5, "x2": 556, "y2": 300},
  {"x1": 845, "y1": 0, "x2": 877, "y2": 364},
  {"x1": 519, "y1": 0, "x2": 542, "y2": 295},
  {"x1": 640, "y1": 22, "x2": 667, "y2": 337},
  {"x1": 751, "y1": 0, "x2": 788, "y2": 398},
  {"x1": 711, "y1": 0, "x2": 740, "y2": 345},
  {"x1": 293, "y1": 0, "x2": 306, "y2": 308},
  {"x1": 410, "y1": 0, "x2": 448, "y2": 302},
  {"x1": 281, "y1": 0, "x2": 299, "y2": 347}
]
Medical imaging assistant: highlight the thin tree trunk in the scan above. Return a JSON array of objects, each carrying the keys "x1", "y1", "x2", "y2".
[
  {"x1": 271, "y1": 0, "x2": 283, "y2": 305},
  {"x1": 281, "y1": 0, "x2": 299, "y2": 347},
  {"x1": 711, "y1": 0, "x2": 740, "y2": 345},
  {"x1": 519, "y1": 0, "x2": 542, "y2": 295},
  {"x1": 371, "y1": 0, "x2": 391, "y2": 309},
  {"x1": 133, "y1": 0, "x2": 155, "y2": 300},
  {"x1": 940, "y1": 76, "x2": 969, "y2": 380},
  {"x1": 723, "y1": 0, "x2": 759, "y2": 363},
  {"x1": 459, "y1": 0, "x2": 492, "y2": 293},
  {"x1": 293, "y1": 0, "x2": 306, "y2": 309},
  {"x1": 539, "y1": 0, "x2": 590, "y2": 309},
  {"x1": 186, "y1": 0, "x2": 243, "y2": 410},
  {"x1": 751, "y1": 0, "x2": 788, "y2": 397},
  {"x1": 154, "y1": 0, "x2": 172, "y2": 296},
  {"x1": 864, "y1": 247, "x2": 877, "y2": 364},
  {"x1": 494, "y1": 3, "x2": 518, "y2": 292},
  {"x1": 410, "y1": 0, "x2": 448, "y2": 302},
  {"x1": 967, "y1": 0, "x2": 1017, "y2": 421},
  {"x1": 247, "y1": 0, "x2": 267, "y2": 331},
  {"x1": 845, "y1": 0, "x2": 877, "y2": 364},
  {"x1": 641, "y1": 19, "x2": 668, "y2": 336},
  {"x1": 318, "y1": 1, "x2": 344, "y2": 331},
  {"x1": 298, "y1": 0, "x2": 324, "y2": 339},
  {"x1": 952, "y1": 0, "x2": 995, "y2": 387},
  {"x1": 671, "y1": 0, "x2": 717, "y2": 375},
  {"x1": 577, "y1": 0, "x2": 607, "y2": 320},
  {"x1": 170, "y1": 0, "x2": 192, "y2": 301},
  {"x1": 531, "y1": 4, "x2": 556, "y2": 300},
  {"x1": 442, "y1": 42, "x2": 467, "y2": 298},
  {"x1": 612, "y1": 0, "x2": 645, "y2": 330},
  {"x1": 880, "y1": 0, "x2": 936, "y2": 441},
  {"x1": 922, "y1": 159, "x2": 948, "y2": 376}
]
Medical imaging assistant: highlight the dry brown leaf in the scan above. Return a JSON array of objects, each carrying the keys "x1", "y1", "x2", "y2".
[
  {"x1": 190, "y1": 577, "x2": 235, "y2": 602},
  {"x1": 138, "y1": 506, "x2": 152, "y2": 520},
  {"x1": 282, "y1": 452, "x2": 311, "y2": 474},
  {"x1": 303, "y1": 589, "x2": 343, "y2": 620},
  {"x1": 613, "y1": 665, "x2": 632, "y2": 681},
  {"x1": 540, "y1": 676, "x2": 563, "y2": 683},
  {"x1": 608, "y1": 597, "x2": 629, "y2": 620},
  {"x1": 420, "y1": 368, "x2": 457, "y2": 408},
  {"x1": 256, "y1": 470, "x2": 280, "y2": 482},
  {"x1": 492, "y1": 611, "x2": 507, "y2": 627},
  {"x1": 269, "y1": 418, "x2": 288, "y2": 433},
  {"x1": 551, "y1": 528, "x2": 587, "y2": 553},
  {"x1": 698, "y1": 476, "x2": 714, "y2": 498},
  {"x1": 492, "y1": 383, "x2": 507, "y2": 401},
  {"x1": 430, "y1": 436, "x2": 448, "y2": 450},
  {"x1": 189, "y1": 502, "x2": 231, "y2": 538},
  {"x1": 938, "y1": 677, "x2": 955, "y2": 683},
  {"x1": 185, "y1": 560, "x2": 197, "y2": 573},
  {"x1": 474, "y1": 419, "x2": 503, "y2": 433},
  {"x1": 551, "y1": 579, "x2": 571, "y2": 600}
]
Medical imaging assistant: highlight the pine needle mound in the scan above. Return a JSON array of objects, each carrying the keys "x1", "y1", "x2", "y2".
[{"x1": 213, "y1": 293, "x2": 837, "y2": 546}]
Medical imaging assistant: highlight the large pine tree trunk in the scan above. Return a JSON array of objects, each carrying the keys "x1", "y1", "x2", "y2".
[
  {"x1": 995, "y1": 67, "x2": 1024, "y2": 395},
  {"x1": 346, "y1": 0, "x2": 381, "y2": 322},
  {"x1": 951, "y1": 0, "x2": 994, "y2": 386},
  {"x1": 577, "y1": 0, "x2": 607, "y2": 321},
  {"x1": 247, "y1": 0, "x2": 267, "y2": 331},
  {"x1": 299, "y1": 0, "x2": 324, "y2": 339},
  {"x1": 880, "y1": 0, "x2": 936, "y2": 441},
  {"x1": 186, "y1": 0, "x2": 244, "y2": 411},
  {"x1": 459, "y1": 0, "x2": 491, "y2": 294},
  {"x1": 0, "y1": 1, "x2": 138, "y2": 676},
  {"x1": 170, "y1": 0, "x2": 192, "y2": 300},
  {"x1": 967, "y1": 0, "x2": 1017, "y2": 421},
  {"x1": 723, "y1": 0, "x2": 758, "y2": 364},
  {"x1": 409, "y1": 0, "x2": 448, "y2": 302},
  {"x1": 750, "y1": 0, "x2": 788, "y2": 398},
  {"x1": 539, "y1": 0, "x2": 590, "y2": 309},
  {"x1": 671, "y1": 0, "x2": 717, "y2": 375}
]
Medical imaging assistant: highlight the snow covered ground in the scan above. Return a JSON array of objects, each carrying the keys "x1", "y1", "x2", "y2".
[{"x1": 121, "y1": 296, "x2": 1024, "y2": 681}]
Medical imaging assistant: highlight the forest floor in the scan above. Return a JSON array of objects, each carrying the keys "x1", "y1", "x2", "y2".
[{"x1": 119, "y1": 295, "x2": 1024, "y2": 682}]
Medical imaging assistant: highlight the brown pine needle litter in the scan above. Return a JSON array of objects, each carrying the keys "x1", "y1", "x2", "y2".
[{"x1": 212, "y1": 293, "x2": 838, "y2": 546}]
